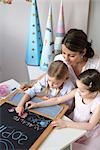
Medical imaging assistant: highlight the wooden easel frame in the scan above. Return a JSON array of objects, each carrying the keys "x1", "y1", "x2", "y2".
[
  {"x1": 6, "y1": 89, "x2": 68, "y2": 120},
  {"x1": 0, "y1": 90, "x2": 68, "y2": 150}
]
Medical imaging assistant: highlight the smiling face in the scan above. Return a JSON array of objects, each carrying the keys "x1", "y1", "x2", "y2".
[
  {"x1": 76, "y1": 79, "x2": 91, "y2": 99},
  {"x1": 62, "y1": 44, "x2": 84, "y2": 66}
]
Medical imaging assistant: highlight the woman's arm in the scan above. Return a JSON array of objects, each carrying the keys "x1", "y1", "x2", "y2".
[
  {"x1": 52, "y1": 104, "x2": 100, "y2": 131},
  {"x1": 26, "y1": 89, "x2": 76, "y2": 109}
]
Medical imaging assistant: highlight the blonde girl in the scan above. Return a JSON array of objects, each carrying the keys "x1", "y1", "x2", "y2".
[{"x1": 16, "y1": 60, "x2": 74, "y2": 116}]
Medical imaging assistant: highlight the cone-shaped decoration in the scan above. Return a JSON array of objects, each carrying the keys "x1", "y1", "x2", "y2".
[
  {"x1": 54, "y1": 0, "x2": 65, "y2": 55},
  {"x1": 26, "y1": 0, "x2": 43, "y2": 65},
  {"x1": 40, "y1": 5, "x2": 54, "y2": 71}
]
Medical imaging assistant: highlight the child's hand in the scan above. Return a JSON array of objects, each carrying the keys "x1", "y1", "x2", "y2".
[
  {"x1": 15, "y1": 105, "x2": 24, "y2": 116},
  {"x1": 51, "y1": 119, "x2": 68, "y2": 129},
  {"x1": 25, "y1": 101, "x2": 37, "y2": 109}
]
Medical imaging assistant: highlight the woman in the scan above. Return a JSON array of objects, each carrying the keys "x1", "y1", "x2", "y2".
[
  {"x1": 54, "y1": 28, "x2": 100, "y2": 85},
  {"x1": 21, "y1": 28, "x2": 100, "y2": 89}
]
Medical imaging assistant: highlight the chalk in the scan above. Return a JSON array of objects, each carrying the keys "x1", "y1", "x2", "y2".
[
  {"x1": 24, "y1": 103, "x2": 31, "y2": 113},
  {"x1": 24, "y1": 106, "x2": 29, "y2": 113},
  {"x1": 11, "y1": 87, "x2": 16, "y2": 91}
]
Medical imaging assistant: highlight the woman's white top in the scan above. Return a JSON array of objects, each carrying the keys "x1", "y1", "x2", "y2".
[
  {"x1": 73, "y1": 90, "x2": 100, "y2": 122},
  {"x1": 25, "y1": 74, "x2": 75, "y2": 107},
  {"x1": 54, "y1": 54, "x2": 100, "y2": 85}
]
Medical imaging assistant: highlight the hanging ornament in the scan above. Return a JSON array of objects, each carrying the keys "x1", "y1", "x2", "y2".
[
  {"x1": 54, "y1": 0, "x2": 65, "y2": 55},
  {"x1": 40, "y1": 4, "x2": 54, "y2": 71},
  {"x1": 26, "y1": 0, "x2": 43, "y2": 66}
]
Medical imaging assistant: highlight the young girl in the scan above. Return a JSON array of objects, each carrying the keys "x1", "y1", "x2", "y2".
[
  {"x1": 52, "y1": 69, "x2": 100, "y2": 150},
  {"x1": 26, "y1": 69, "x2": 100, "y2": 149},
  {"x1": 15, "y1": 60, "x2": 74, "y2": 116}
]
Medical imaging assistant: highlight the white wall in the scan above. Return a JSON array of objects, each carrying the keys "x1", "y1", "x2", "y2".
[
  {"x1": 0, "y1": 0, "x2": 99, "y2": 82},
  {"x1": 0, "y1": 0, "x2": 31, "y2": 82},
  {"x1": 88, "y1": 0, "x2": 100, "y2": 55},
  {"x1": 0, "y1": 5, "x2": 3, "y2": 81}
]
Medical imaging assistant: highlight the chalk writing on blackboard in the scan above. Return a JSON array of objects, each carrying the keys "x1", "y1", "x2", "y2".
[
  {"x1": 8, "y1": 107, "x2": 51, "y2": 130},
  {"x1": 0, "y1": 102, "x2": 52, "y2": 150}
]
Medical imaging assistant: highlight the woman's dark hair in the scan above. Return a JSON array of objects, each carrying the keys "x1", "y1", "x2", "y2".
[
  {"x1": 48, "y1": 60, "x2": 68, "y2": 80},
  {"x1": 78, "y1": 69, "x2": 100, "y2": 92},
  {"x1": 62, "y1": 29, "x2": 94, "y2": 58}
]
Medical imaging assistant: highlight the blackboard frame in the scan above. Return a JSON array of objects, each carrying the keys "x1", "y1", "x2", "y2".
[
  {"x1": 0, "y1": 94, "x2": 68, "y2": 150},
  {"x1": 7, "y1": 90, "x2": 68, "y2": 119}
]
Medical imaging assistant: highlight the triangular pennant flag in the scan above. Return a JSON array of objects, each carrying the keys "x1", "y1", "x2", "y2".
[
  {"x1": 26, "y1": 0, "x2": 43, "y2": 66},
  {"x1": 54, "y1": 0, "x2": 65, "y2": 55},
  {"x1": 40, "y1": 5, "x2": 54, "y2": 71}
]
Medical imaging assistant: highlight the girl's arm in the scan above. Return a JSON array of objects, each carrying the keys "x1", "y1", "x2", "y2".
[
  {"x1": 15, "y1": 94, "x2": 31, "y2": 116},
  {"x1": 52, "y1": 104, "x2": 100, "y2": 131},
  {"x1": 26, "y1": 89, "x2": 76, "y2": 109},
  {"x1": 18, "y1": 94, "x2": 31, "y2": 107}
]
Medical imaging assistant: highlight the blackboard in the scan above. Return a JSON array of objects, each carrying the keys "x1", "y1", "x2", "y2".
[
  {"x1": 0, "y1": 91, "x2": 68, "y2": 149},
  {"x1": 0, "y1": 98, "x2": 68, "y2": 150},
  {"x1": 0, "y1": 101, "x2": 53, "y2": 150}
]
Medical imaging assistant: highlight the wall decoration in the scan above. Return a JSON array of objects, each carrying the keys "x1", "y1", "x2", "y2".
[
  {"x1": 40, "y1": 4, "x2": 54, "y2": 71},
  {"x1": 25, "y1": 0, "x2": 43, "y2": 66},
  {"x1": 54, "y1": 0, "x2": 65, "y2": 55}
]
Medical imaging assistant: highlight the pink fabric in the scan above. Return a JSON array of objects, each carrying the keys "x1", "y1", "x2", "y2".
[
  {"x1": 73, "y1": 142, "x2": 92, "y2": 150},
  {"x1": 73, "y1": 136, "x2": 100, "y2": 150},
  {"x1": 73, "y1": 124, "x2": 100, "y2": 150},
  {"x1": 0, "y1": 84, "x2": 10, "y2": 98}
]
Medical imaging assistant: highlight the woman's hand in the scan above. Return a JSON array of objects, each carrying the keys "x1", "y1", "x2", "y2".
[
  {"x1": 15, "y1": 105, "x2": 24, "y2": 116},
  {"x1": 25, "y1": 101, "x2": 38, "y2": 109},
  {"x1": 51, "y1": 119, "x2": 69, "y2": 129},
  {"x1": 20, "y1": 80, "x2": 38, "y2": 91}
]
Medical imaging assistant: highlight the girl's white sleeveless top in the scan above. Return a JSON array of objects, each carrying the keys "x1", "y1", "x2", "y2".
[{"x1": 73, "y1": 90, "x2": 100, "y2": 122}]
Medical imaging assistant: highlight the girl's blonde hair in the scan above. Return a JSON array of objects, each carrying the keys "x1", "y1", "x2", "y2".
[
  {"x1": 42, "y1": 60, "x2": 68, "y2": 97},
  {"x1": 48, "y1": 60, "x2": 68, "y2": 80}
]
